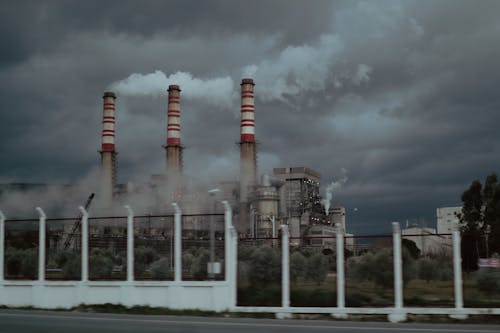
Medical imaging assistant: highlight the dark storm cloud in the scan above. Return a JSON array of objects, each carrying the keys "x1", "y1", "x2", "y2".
[{"x1": 1, "y1": 0, "x2": 499, "y2": 232}]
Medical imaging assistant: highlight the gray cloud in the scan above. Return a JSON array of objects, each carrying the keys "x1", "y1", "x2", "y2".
[{"x1": 1, "y1": 1, "x2": 499, "y2": 233}]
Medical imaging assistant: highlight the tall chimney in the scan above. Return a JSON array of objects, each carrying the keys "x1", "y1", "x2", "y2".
[
  {"x1": 100, "y1": 91, "x2": 117, "y2": 206},
  {"x1": 165, "y1": 85, "x2": 183, "y2": 180},
  {"x1": 239, "y1": 78, "x2": 258, "y2": 234}
]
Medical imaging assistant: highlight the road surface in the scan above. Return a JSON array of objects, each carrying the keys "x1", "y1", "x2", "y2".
[{"x1": 0, "y1": 310, "x2": 499, "y2": 333}]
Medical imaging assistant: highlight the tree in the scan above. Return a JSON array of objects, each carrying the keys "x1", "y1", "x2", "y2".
[
  {"x1": 290, "y1": 251, "x2": 307, "y2": 284},
  {"x1": 134, "y1": 247, "x2": 159, "y2": 277},
  {"x1": 459, "y1": 180, "x2": 483, "y2": 272},
  {"x1": 150, "y1": 258, "x2": 171, "y2": 280},
  {"x1": 248, "y1": 245, "x2": 280, "y2": 286},
  {"x1": 459, "y1": 173, "x2": 500, "y2": 271},
  {"x1": 488, "y1": 183, "x2": 500, "y2": 255},
  {"x1": 89, "y1": 248, "x2": 114, "y2": 279},
  {"x1": 305, "y1": 253, "x2": 328, "y2": 285}
]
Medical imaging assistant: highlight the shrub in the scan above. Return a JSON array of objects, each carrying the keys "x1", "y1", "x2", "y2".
[
  {"x1": 305, "y1": 253, "x2": 328, "y2": 285},
  {"x1": 477, "y1": 268, "x2": 500, "y2": 293},
  {"x1": 134, "y1": 247, "x2": 159, "y2": 276},
  {"x1": 346, "y1": 247, "x2": 415, "y2": 288},
  {"x1": 62, "y1": 255, "x2": 81, "y2": 279},
  {"x1": 190, "y1": 248, "x2": 210, "y2": 279},
  {"x1": 150, "y1": 258, "x2": 171, "y2": 280},
  {"x1": 417, "y1": 257, "x2": 439, "y2": 282},
  {"x1": 89, "y1": 248, "x2": 114, "y2": 279},
  {"x1": 248, "y1": 246, "x2": 280, "y2": 286},
  {"x1": 290, "y1": 251, "x2": 307, "y2": 283}
]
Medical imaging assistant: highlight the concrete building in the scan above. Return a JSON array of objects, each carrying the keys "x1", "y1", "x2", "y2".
[
  {"x1": 272, "y1": 167, "x2": 322, "y2": 245},
  {"x1": 402, "y1": 226, "x2": 452, "y2": 255},
  {"x1": 436, "y1": 206, "x2": 461, "y2": 234},
  {"x1": 329, "y1": 206, "x2": 346, "y2": 231}
]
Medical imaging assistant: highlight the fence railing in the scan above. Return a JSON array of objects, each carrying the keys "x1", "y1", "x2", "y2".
[{"x1": 1, "y1": 207, "x2": 500, "y2": 322}]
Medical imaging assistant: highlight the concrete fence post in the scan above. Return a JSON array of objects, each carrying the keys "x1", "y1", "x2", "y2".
[
  {"x1": 230, "y1": 226, "x2": 238, "y2": 308},
  {"x1": 222, "y1": 201, "x2": 232, "y2": 281},
  {"x1": 172, "y1": 203, "x2": 182, "y2": 282},
  {"x1": 125, "y1": 205, "x2": 134, "y2": 282},
  {"x1": 36, "y1": 207, "x2": 46, "y2": 282},
  {"x1": 0, "y1": 210, "x2": 5, "y2": 283},
  {"x1": 336, "y1": 222, "x2": 345, "y2": 311},
  {"x1": 451, "y1": 222, "x2": 467, "y2": 319},
  {"x1": 281, "y1": 224, "x2": 290, "y2": 308},
  {"x1": 222, "y1": 200, "x2": 237, "y2": 308},
  {"x1": 78, "y1": 206, "x2": 89, "y2": 282},
  {"x1": 389, "y1": 222, "x2": 406, "y2": 323}
]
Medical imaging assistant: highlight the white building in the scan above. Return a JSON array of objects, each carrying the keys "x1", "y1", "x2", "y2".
[
  {"x1": 329, "y1": 206, "x2": 346, "y2": 231},
  {"x1": 402, "y1": 226, "x2": 451, "y2": 255},
  {"x1": 436, "y1": 206, "x2": 461, "y2": 234}
]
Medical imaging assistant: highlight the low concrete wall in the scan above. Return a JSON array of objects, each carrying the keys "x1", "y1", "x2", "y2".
[{"x1": 0, "y1": 281, "x2": 232, "y2": 311}]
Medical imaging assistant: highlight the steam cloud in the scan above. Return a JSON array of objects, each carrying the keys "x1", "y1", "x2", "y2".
[
  {"x1": 110, "y1": 70, "x2": 236, "y2": 109},
  {"x1": 322, "y1": 168, "x2": 348, "y2": 215},
  {"x1": 242, "y1": 34, "x2": 345, "y2": 103}
]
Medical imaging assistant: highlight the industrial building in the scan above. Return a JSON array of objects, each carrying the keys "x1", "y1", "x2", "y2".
[{"x1": 0, "y1": 78, "x2": 353, "y2": 249}]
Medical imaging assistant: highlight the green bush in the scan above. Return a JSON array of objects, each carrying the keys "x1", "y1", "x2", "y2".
[
  {"x1": 291, "y1": 289, "x2": 336, "y2": 307},
  {"x1": 150, "y1": 258, "x2": 171, "y2": 280},
  {"x1": 416, "y1": 257, "x2": 439, "y2": 282},
  {"x1": 89, "y1": 248, "x2": 114, "y2": 279},
  {"x1": 62, "y1": 255, "x2": 81, "y2": 279},
  {"x1": 190, "y1": 248, "x2": 210, "y2": 279},
  {"x1": 290, "y1": 251, "x2": 307, "y2": 283},
  {"x1": 248, "y1": 246, "x2": 280, "y2": 286},
  {"x1": 305, "y1": 253, "x2": 328, "y2": 285},
  {"x1": 134, "y1": 247, "x2": 160, "y2": 277},
  {"x1": 346, "y1": 248, "x2": 415, "y2": 288},
  {"x1": 477, "y1": 268, "x2": 500, "y2": 293},
  {"x1": 5, "y1": 247, "x2": 38, "y2": 279},
  {"x1": 237, "y1": 285, "x2": 281, "y2": 306}
]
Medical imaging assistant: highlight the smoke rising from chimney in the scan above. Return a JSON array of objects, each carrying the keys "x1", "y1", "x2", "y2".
[
  {"x1": 322, "y1": 168, "x2": 348, "y2": 215},
  {"x1": 241, "y1": 34, "x2": 345, "y2": 103},
  {"x1": 110, "y1": 70, "x2": 235, "y2": 108}
]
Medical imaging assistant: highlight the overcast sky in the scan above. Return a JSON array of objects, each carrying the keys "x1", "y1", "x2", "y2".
[{"x1": 1, "y1": 0, "x2": 499, "y2": 232}]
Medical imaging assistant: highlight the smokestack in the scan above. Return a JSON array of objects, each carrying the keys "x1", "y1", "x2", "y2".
[
  {"x1": 239, "y1": 78, "x2": 258, "y2": 233},
  {"x1": 100, "y1": 91, "x2": 117, "y2": 206},
  {"x1": 165, "y1": 85, "x2": 183, "y2": 180}
]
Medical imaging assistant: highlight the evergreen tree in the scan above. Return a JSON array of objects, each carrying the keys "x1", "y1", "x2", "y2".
[
  {"x1": 459, "y1": 173, "x2": 500, "y2": 271},
  {"x1": 459, "y1": 180, "x2": 482, "y2": 272}
]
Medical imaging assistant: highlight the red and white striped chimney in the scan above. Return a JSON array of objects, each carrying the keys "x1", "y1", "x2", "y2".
[
  {"x1": 240, "y1": 78, "x2": 255, "y2": 143},
  {"x1": 100, "y1": 91, "x2": 117, "y2": 206},
  {"x1": 239, "y1": 78, "x2": 258, "y2": 234},
  {"x1": 165, "y1": 85, "x2": 183, "y2": 177},
  {"x1": 166, "y1": 85, "x2": 181, "y2": 147},
  {"x1": 101, "y1": 92, "x2": 116, "y2": 152}
]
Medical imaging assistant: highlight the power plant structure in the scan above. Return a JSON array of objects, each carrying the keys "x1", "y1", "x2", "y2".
[
  {"x1": 164, "y1": 85, "x2": 183, "y2": 182},
  {"x1": 94, "y1": 78, "x2": 344, "y2": 246},
  {"x1": 99, "y1": 92, "x2": 118, "y2": 207},
  {"x1": 238, "y1": 78, "x2": 258, "y2": 234}
]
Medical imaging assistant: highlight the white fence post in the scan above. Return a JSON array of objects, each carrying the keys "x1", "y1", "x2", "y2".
[
  {"x1": 222, "y1": 201, "x2": 232, "y2": 282},
  {"x1": 336, "y1": 222, "x2": 345, "y2": 311},
  {"x1": 125, "y1": 205, "x2": 134, "y2": 282},
  {"x1": 222, "y1": 200, "x2": 237, "y2": 307},
  {"x1": 451, "y1": 222, "x2": 468, "y2": 319},
  {"x1": 172, "y1": 203, "x2": 182, "y2": 282},
  {"x1": 36, "y1": 207, "x2": 46, "y2": 282},
  {"x1": 79, "y1": 206, "x2": 89, "y2": 282},
  {"x1": 0, "y1": 210, "x2": 5, "y2": 283},
  {"x1": 281, "y1": 224, "x2": 290, "y2": 308},
  {"x1": 389, "y1": 222, "x2": 406, "y2": 323}
]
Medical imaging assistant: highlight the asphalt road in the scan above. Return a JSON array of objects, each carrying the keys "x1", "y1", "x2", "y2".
[{"x1": 0, "y1": 310, "x2": 499, "y2": 333}]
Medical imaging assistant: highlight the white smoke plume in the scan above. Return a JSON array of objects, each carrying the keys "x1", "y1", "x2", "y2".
[
  {"x1": 110, "y1": 70, "x2": 236, "y2": 109},
  {"x1": 322, "y1": 168, "x2": 348, "y2": 215},
  {"x1": 242, "y1": 34, "x2": 345, "y2": 103}
]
